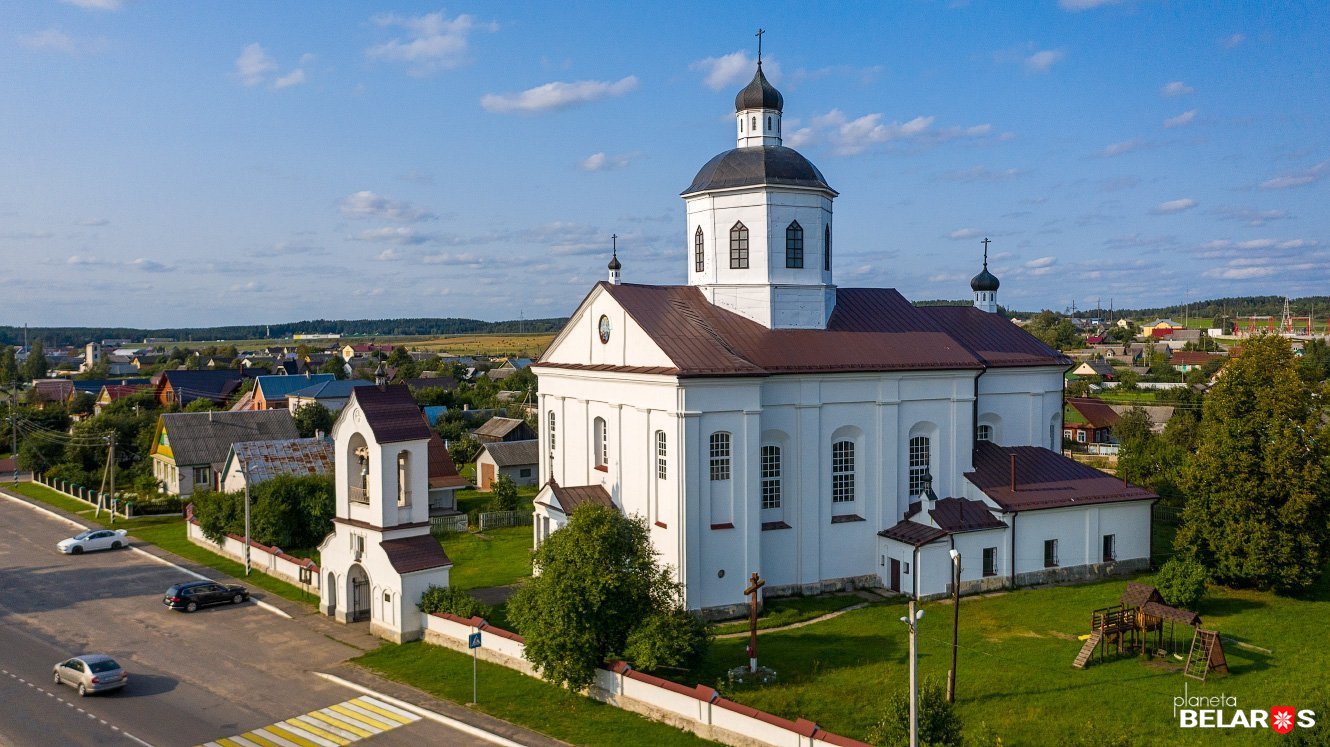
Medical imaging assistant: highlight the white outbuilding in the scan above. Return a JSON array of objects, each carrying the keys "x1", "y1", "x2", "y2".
[
  {"x1": 317, "y1": 382, "x2": 451, "y2": 642},
  {"x1": 531, "y1": 61, "x2": 1157, "y2": 616}
]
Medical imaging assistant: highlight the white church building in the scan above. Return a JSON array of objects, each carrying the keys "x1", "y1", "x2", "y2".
[{"x1": 531, "y1": 62, "x2": 1156, "y2": 616}]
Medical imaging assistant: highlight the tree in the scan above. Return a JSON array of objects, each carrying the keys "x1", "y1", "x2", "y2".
[
  {"x1": 319, "y1": 357, "x2": 347, "y2": 379},
  {"x1": 1175, "y1": 335, "x2": 1330, "y2": 593},
  {"x1": 418, "y1": 585, "x2": 492, "y2": 619},
  {"x1": 0, "y1": 346, "x2": 18, "y2": 385},
  {"x1": 388, "y1": 346, "x2": 412, "y2": 367},
  {"x1": 1024, "y1": 311, "x2": 1083, "y2": 351},
  {"x1": 22, "y1": 340, "x2": 48, "y2": 381},
  {"x1": 866, "y1": 677, "x2": 964, "y2": 747},
  {"x1": 448, "y1": 434, "x2": 481, "y2": 466},
  {"x1": 622, "y1": 609, "x2": 711, "y2": 673},
  {"x1": 1298, "y1": 339, "x2": 1330, "y2": 384},
  {"x1": 293, "y1": 402, "x2": 335, "y2": 438},
  {"x1": 490, "y1": 474, "x2": 521, "y2": 511},
  {"x1": 506, "y1": 506, "x2": 707, "y2": 689},
  {"x1": 1154, "y1": 558, "x2": 1208, "y2": 609},
  {"x1": 1116, "y1": 369, "x2": 1140, "y2": 391},
  {"x1": 183, "y1": 397, "x2": 222, "y2": 412}
]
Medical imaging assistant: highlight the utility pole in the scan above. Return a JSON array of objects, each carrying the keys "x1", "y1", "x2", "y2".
[
  {"x1": 242, "y1": 460, "x2": 252, "y2": 576},
  {"x1": 947, "y1": 549, "x2": 961, "y2": 703},
  {"x1": 107, "y1": 434, "x2": 116, "y2": 524},
  {"x1": 10, "y1": 387, "x2": 17, "y2": 483},
  {"x1": 900, "y1": 601, "x2": 924, "y2": 747}
]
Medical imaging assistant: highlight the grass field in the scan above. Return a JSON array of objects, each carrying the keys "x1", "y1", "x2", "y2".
[
  {"x1": 170, "y1": 332, "x2": 555, "y2": 358},
  {"x1": 6, "y1": 482, "x2": 318, "y2": 608},
  {"x1": 438, "y1": 525, "x2": 533, "y2": 590},
  {"x1": 676, "y1": 570, "x2": 1330, "y2": 745},
  {"x1": 713, "y1": 594, "x2": 868, "y2": 635}
]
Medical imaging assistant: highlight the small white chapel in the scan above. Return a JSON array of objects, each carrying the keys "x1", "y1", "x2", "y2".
[{"x1": 531, "y1": 58, "x2": 1156, "y2": 616}]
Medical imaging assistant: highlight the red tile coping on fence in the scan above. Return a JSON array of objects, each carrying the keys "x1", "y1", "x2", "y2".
[{"x1": 188, "y1": 516, "x2": 319, "y2": 571}]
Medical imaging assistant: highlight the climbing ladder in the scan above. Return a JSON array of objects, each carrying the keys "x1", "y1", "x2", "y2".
[
  {"x1": 1073, "y1": 630, "x2": 1103, "y2": 669},
  {"x1": 1184, "y1": 629, "x2": 1226, "y2": 681}
]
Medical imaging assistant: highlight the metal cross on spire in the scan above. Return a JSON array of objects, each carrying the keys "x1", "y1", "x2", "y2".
[
  {"x1": 981, "y1": 237, "x2": 991, "y2": 267},
  {"x1": 756, "y1": 28, "x2": 765, "y2": 65},
  {"x1": 612, "y1": 233, "x2": 617, "y2": 251}
]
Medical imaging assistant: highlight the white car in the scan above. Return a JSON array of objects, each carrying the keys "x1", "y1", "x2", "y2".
[{"x1": 57, "y1": 529, "x2": 129, "y2": 555}]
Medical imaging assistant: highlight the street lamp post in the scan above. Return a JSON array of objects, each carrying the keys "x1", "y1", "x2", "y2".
[
  {"x1": 947, "y1": 548, "x2": 961, "y2": 704},
  {"x1": 241, "y1": 461, "x2": 251, "y2": 576},
  {"x1": 900, "y1": 602, "x2": 925, "y2": 747}
]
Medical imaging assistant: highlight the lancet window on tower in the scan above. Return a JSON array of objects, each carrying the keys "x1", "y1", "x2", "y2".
[
  {"x1": 824, "y1": 224, "x2": 832, "y2": 271},
  {"x1": 785, "y1": 221, "x2": 804, "y2": 268},
  {"x1": 694, "y1": 227, "x2": 705, "y2": 272},
  {"x1": 729, "y1": 222, "x2": 749, "y2": 269}
]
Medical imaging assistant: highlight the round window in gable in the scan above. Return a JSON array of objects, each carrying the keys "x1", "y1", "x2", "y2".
[{"x1": 598, "y1": 314, "x2": 612, "y2": 344}]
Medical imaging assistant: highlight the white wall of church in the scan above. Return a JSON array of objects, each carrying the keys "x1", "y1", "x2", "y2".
[
  {"x1": 975, "y1": 367, "x2": 1066, "y2": 448},
  {"x1": 541, "y1": 289, "x2": 675, "y2": 370},
  {"x1": 1010, "y1": 502, "x2": 1152, "y2": 578}
]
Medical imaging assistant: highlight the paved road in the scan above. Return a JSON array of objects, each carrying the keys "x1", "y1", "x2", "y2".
[{"x1": 0, "y1": 494, "x2": 494, "y2": 747}]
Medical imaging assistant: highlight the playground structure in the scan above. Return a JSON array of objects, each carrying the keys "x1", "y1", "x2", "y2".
[{"x1": 1072, "y1": 583, "x2": 1227, "y2": 680}]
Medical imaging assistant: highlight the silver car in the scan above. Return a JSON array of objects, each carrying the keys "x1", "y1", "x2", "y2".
[{"x1": 52, "y1": 654, "x2": 127, "y2": 696}]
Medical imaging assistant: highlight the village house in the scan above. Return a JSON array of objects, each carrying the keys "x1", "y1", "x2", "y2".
[
  {"x1": 1071, "y1": 360, "x2": 1116, "y2": 379},
  {"x1": 252, "y1": 373, "x2": 336, "y2": 410},
  {"x1": 475, "y1": 439, "x2": 539, "y2": 491},
  {"x1": 1063, "y1": 397, "x2": 1121, "y2": 446},
  {"x1": 1170, "y1": 350, "x2": 1222, "y2": 373},
  {"x1": 285, "y1": 379, "x2": 374, "y2": 413},
  {"x1": 149, "y1": 409, "x2": 299, "y2": 497},
  {"x1": 219, "y1": 436, "x2": 335, "y2": 492},
  {"x1": 471, "y1": 416, "x2": 537, "y2": 444},
  {"x1": 153, "y1": 369, "x2": 252, "y2": 408},
  {"x1": 94, "y1": 382, "x2": 152, "y2": 414}
]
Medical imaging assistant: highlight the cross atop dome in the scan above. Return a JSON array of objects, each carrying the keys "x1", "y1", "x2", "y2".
[
  {"x1": 735, "y1": 30, "x2": 783, "y2": 147},
  {"x1": 971, "y1": 237, "x2": 1000, "y2": 313}
]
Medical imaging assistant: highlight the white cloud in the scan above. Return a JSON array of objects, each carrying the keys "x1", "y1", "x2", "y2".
[
  {"x1": 1101, "y1": 139, "x2": 1145, "y2": 157},
  {"x1": 376, "y1": 248, "x2": 403, "y2": 261},
  {"x1": 690, "y1": 51, "x2": 778, "y2": 91},
  {"x1": 481, "y1": 76, "x2": 638, "y2": 114},
  {"x1": 19, "y1": 28, "x2": 107, "y2": 55},
  {"x1": 366, "y1": 11, "x2": 492, "y2": 75},
  {"x1": 1025, "y1": 256, "x2": 1057, "y2": 268},
  {"x1": 1259, "y1": 161, "x2": 1327, "y2": 190},
  {"x1": 1163, "y1": 110, "x2": 1196, "y2": 128},
  {"x1": 1211, "y1": 206, "x2": 1290, "y2": 226},
  {"x1": 580, "y1": 152, "x2": 631, "y2": 171},
  {"x1": 131, "y1": 258, "x2": 172, "y2": 272},
  {"x1": 1024, "y1": 49, "x2": 1064, "y2": 73},
  {"x1": 785, "y1": 127, "x2": 815, "y2": 149},
  {"x1": 1221, "y1": 33, "x2": 1246, "y2": 49},
  {"x1": 234, "y1": 43, "x2": 277, "y2": 87},
  {"x1": 1058, "y1": 0, "x2": 1121, "y2": 9},
  {"x1": 948, "y1": 228, "x2": 982, "y2": 240},
  {"x1": 802, "y1": 109, "x2": 936, "y2": 156},
  {"x1": 60, "y1": 0, "x2": 122, "y2": 9},
  {"x1": 66, "y1": 254, "x2": 101, "y2": 265},
  {"x1": 272, "y1": 68, "x2": 306, "y2": 90},
  {"x1": 1152, "y1": 198, "x2": 1198, "y2": 214},
  {"x1": 338, "y1": 191, "x2": 436, "y2": 223},
  {"x1": 352, "y1": 227, "x2": 433, "y2": 245},
  {"x1": 1161, "y1": 81, "x2": 1194, "y2": 97}
]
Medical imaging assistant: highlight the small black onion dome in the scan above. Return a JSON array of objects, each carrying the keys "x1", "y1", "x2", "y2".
[
  {"x1": 735, "y1": 65, "x2": 783, "y2": 112},
  {"x1": 970, "y1": 265, "x2": 1000, "y2": 292},
  {"x1": 608, "y1": 251, "x2": 621, "y2": 271}
]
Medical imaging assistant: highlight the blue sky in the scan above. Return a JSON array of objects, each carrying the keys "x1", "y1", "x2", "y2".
[{"x1": 2, "y1": 1, "x2": 1326, "y2": 327}]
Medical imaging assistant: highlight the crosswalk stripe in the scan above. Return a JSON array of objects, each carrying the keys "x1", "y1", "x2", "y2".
[
  {"x1": 261, "y1": 723, "x2": 324, "y2": 747},
  {"x1": 307, "y1": 710, "x2": 374, "y2": 739},
  {"x1": 277, "y1": 721, "x2": 340, "y2": 747},
  {"x1": 338, "y1": 701, "x2": 400, "y2": 729},
  {"x1": 216, "y1": 739, "x2": 246, "y2": 747},
  {"x1": 328, "y1": 703, "x2": 391, "y2": 731},
  {"x1": 246, "y1": 729, "x2": 301, "y2": 747},
  {"x1": 291, "y1": 715, "x2": 356, "y2": 744},
  {"x1": 349, "y1": 697, "x2": 413, "y2": 725},
  {"x1": 235, "y1": 731, "x2": 283, "y2": 747},
  {"x1": 356, "y1": 696, "x2": 419, "y2": 723},
  {"x1": 283, "y1": 718, "x2": 349, "y2": 746},
  {"x1": 226, "y1": 737, "x2": 265, "y2": 747}
]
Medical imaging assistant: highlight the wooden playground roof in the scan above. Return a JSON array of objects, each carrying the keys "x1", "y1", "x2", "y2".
[{"x1": 1143, "y1": 601, "x2": 1201, "y2": 626}]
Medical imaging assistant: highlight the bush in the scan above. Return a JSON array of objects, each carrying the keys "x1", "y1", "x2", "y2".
[
  {"x1": 622, "y1": 609, "x2": 711, "y2": 673},
  {"x1": 867, "y1": 677, "x2": 963, "y2": 747},
  {"x1": 418, "y1": 585, "x2": 493, "y2": 619},
  {"x1": 1155, "y1": 557, "x2": 1208, "y2": 609},
  {"x1": 491, "y1": 474, "x2": 520, "y2": 512}
]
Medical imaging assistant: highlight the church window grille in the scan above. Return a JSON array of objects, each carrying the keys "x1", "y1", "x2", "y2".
[
  {"x1": 976, "y1": 424, "x2": 993, "y2": 442},
  {"x1": 548, "y1": 411, "x2": 556, "y2": 451},
  {"x1": 785, "y1": 221, "x2": 804, "y2": 268},
  {"x1": 760, "y1": 445, "x2": 781, "y2": 509},
  {"x1": 694, "y1": 227, "x2": 705, "y2": 272},
  {"x1": 709, "y1": 432, "x2": 731, "y2": 481},
  {"x1": 831, "y1": 440, "x2": 855, "y2": 503},
  {"x1": 824, "y1": 224, "x2": 832, "y2": 271},
  {"x1": 729, "y1": 223, "x2": 749, "y2": 269},
  {"x1": 594, "y1": 417, "x2": 607, "y2": 470},
  {"x1": 752, "y1": 116, "x2": 757, "y2": 130},
  {"x1": 908, "y1": 436, "x2": 930, "y2": 496},
  {"x1": 656, "y1": 430, "x2": 667, "y2": 480}
]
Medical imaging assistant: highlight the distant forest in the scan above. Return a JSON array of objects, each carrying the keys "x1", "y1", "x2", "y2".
[
  {"x1": 1074, "y1": 296, "x2": 1330, "y2": 322},
  {"x1": 0, "y1": 317, "x2": 567, "y2": 348}
]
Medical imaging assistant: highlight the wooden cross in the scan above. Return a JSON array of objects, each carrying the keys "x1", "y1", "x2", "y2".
[
  {"x1": 755, "y1": 29, "x2": 765, "y2": 64},
  {"x1": 745, "y1": 571, "x2": 765, "y2": 672},
  {"x1": 981, "y1": 237, "x2": 991, "y2": 265}
]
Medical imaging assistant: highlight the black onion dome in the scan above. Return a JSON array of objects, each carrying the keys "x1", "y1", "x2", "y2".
[
  {"x1": 682, "y1": 146, "x2": 835, "y2": 195},
  {"x1": 970, "y1": 266, "x2": 1000, "y2": 292},
  {"x1": 607, "y1": 251, "x2": 621, "y2": 271},
  {"x1": 735, "y1": 65, "x2": 783, "y2": 112}
]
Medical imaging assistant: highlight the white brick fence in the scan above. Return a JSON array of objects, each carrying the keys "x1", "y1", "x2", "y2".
[
  {"x1": 32, "y1": 472, "x2": 173, "y2": 519},
  {"x1": 184, "y1": 514, "x2": 320, "y2": 593},
  {"x1": 423, "y1": 612, "x2": 870, "y2": 747}
]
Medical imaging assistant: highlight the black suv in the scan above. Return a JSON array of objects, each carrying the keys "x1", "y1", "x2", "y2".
[{"x1": 163, "y1": 581, "x2": 249, "y2": 612}]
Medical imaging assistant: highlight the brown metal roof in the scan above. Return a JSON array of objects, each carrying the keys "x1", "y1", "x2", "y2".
[
  {"x1": 547, "y1": 482, "x2": 615, "y2": 514},
  {"x1": 1066, "y1": 397, "x2": 1121, "y2": 429},
  {"x1": 918, "y1": 306, "x2": 1071, "y2": 368},
  {"x1": 928, "y1": 497, "x2": 1007, "y2": 533},
  {"x1": 878, "y1": 520, "x2": 948, "y2": 547},
  {"x1": 380, "y1": 534, "x2": 452, "y2": 574},
  {"x1": 350, "y1": 385, "x2": 431, "y2": 443},
  {"x1": 427, "y1": 431, "x2": 467, "y2": 489},
  {"x1": 966, "y1": 442, "x2": 1157, "y2": 511}
]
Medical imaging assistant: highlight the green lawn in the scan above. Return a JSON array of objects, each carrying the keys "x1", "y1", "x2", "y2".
[
  {"x1": 7, "y1": 481, "x2": 318, "y2": 608},
  {"x1": 354, "y1": 642, "x2": 715, "y2": 747},
  {"x1": 438, "y1": 525, "x2": 532, "y2": 589},
  {"x1": 674, "y1": 571, "x2": 1330, "y2": 745},
  {"x1": 454, "y1": 484, "x2": 540, "y2": 518},
  {"x1": 713, "y1": 594, "x2": 868, "y2": 635}
]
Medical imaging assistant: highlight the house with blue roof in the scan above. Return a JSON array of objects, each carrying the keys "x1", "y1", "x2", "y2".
[
  {"x1": 284, "y1": 378, "x2": 374, "y2": 413},
  {"x1": 253, "y1": 373, "x2": 335, "y2": 410}
]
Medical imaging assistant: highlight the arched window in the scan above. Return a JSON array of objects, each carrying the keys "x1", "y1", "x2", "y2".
[
  {"x1": 548, "y1": 411, "x2": 556, "y2": 450},
  {"x1": 739, "y1": 118, "x2": 744, "y2": 132},
  {"x1": 976, "y1": 424, "x2": 993, "y2": 442},
  {"x1": 694, "y1": 227, "x2": 705, "y2": 273},
  {"x1": 760, "y1": 445, "x2": 781, "y2": 509},
  {"x1": 831, "y1": 440, "x2": 855, "y2": 502},
  {"x1": 656, "y1": 430, "x2": 667, "y2": 480},
  {"x1": 396, "y1": 451, "x2": 410, "y2": 506},
  {"x1": 709, "y1": 432, "x2": 731, "y2": 481},
  {"x1": 785, "y1": 221, "x2": 804, "y2": 268},
  {"x1": 908, "y1": 436, "x2": 931, "y2": 496},
  {"x1": 767, "y1": 115, "x2": 772, "y2": 130},
  {"x1": 751, "y1": 116, "x2": 757, "y2": 130},
  {"x1": 593, "y1": 417, "x2": 607, "y2": 470},
  {"x1": 824, "y1": 224, "x2": 832, "y2": 272},
  {"x1": 729, "y1": 222, "x2": 749, "y2": 269}
]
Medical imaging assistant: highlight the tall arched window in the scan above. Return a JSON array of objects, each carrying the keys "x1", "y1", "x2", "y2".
[
  {"x1": 656, "y1": 430, "x2": 667, "y2": 480},
  {"x1": 396, "y1": 451, "x2": 410, "y2": 506},
  {"x1": 760, "y1": 445, "x2": 781, "y2": 509},
  {"x1": 709, "y1": 432, "x2": 731, "y2": 481},
  {"x1": 767, "y1": 115, "x2": 773, "y2": 130},
  {"x1": 694, "y1": 227, "x2": 705, "y2": 273},
  {"x1": 751, "y1": 116, "x2": 757, "y2": 130},
  {"x1": 593, "y1": 417, "x2": 607, "y2": 470},
  {"x1": 908, "y1": 436, "x2": 930, "y2": 496},
  {"x1": 831, "y1": 440, "x2": 855, "y2": 502},
  {"x1": 729, "y1": 222, "x2": 749, "y2": 269},
  {"x1": 548, "y1": 411, "x2": 556, "y2": 450},
  {"x1": 824, "y1": 224, "x2": 832, "y2": 271},
  {"x1": 785, "y1": 221, "x2": 804, "y2": 268}
]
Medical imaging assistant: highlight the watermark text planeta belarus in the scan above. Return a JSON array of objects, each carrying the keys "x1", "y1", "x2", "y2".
[{"x1": 1174, "y1": 683, "x2": 1316, "y2": 734}]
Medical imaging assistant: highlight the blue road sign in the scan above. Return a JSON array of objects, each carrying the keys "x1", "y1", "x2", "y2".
[{"x1": 468, "y1": 632, "x2": 482, "y2": 649}]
